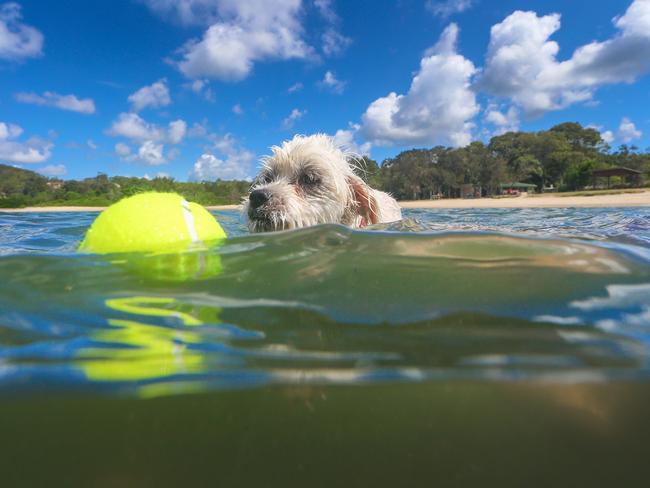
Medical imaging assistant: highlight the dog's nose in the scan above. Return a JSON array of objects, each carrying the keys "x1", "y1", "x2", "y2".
[{"x1": 249, "y1": 189, "x2": 271, "y2": 210}]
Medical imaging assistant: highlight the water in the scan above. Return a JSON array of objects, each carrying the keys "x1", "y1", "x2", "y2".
[{"x1": 1, "y1": 207, "x2": 650, "y2": 486}]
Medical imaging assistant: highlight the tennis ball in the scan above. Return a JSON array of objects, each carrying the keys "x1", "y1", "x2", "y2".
[{"x1": 79, "y1": 192, "x2": 226, "y2": 254}]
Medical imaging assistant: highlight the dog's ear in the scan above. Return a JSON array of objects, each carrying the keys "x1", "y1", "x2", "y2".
[{"x1": 347, "y1": 175, "x2": 379, "y2": 227}]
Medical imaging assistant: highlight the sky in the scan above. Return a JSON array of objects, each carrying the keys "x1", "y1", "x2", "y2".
[{"x1": 1, "y1": 0, "x2": 650, "y2": 181}]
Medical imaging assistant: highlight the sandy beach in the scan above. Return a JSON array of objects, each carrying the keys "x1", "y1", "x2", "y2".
[
  {"x1": 399, "y1": 190, "x2": 650, "y2": 209},
  {"x1": 1, "y1": 191, "x2": 649, "y2": 212}
]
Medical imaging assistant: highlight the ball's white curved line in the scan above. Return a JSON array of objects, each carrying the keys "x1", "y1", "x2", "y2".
[{"x1": 181, "y1": 199, "x2": 201, "y2": 244}]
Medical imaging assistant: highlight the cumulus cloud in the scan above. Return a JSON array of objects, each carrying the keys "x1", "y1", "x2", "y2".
[
  {"x1": 189, "y1": 153, "x2": 248, "y2": 181},
  {"x1": 107, "y1": 112, "x2": 186, "y2": 144},
  {"x1": 159, "y1": 0, "x2": 313, "y2": 81},
  {"x1": 108, "y1": 113, "x2": 187, "y2": 166},
  {"x1": 617, "y1": 117, "x2": 642, "y2": 143},
  {"x1": 0, "y1": 121, "x2": 52, "y2": 163},
  {"x1": 108, "y1": 112, "x2": 164, "y2": 141},
  {"x1": 137, "y1": 140, "x2": 166, "y2": 165},
  {"x1": 331, "y1": 123, "x2": 372, "y2": 156},
  {"x1": 480, "y1": 0, "x2": 650, "y2": 116},
  {"x1": 232, "y1": 103, "x2": 243, "y2": 115},
  {"x1": 426, "y1": 0, "x2": 473, "y2": 19},
  {"x1": 0, "y1": 2, "x2": 43, "y2": 61},
  {"x1": 601, "y1": 130, "x2": 615, "y2": 145},
  {"x1": 282, "y1": 108, "x2": 305, "y2": 129},
  {"x1": 361, "y1": 23, "x2": 479, "y2": 147},
  {"x1": 484, "y1": 104, "x2": 520, "y2": 135},
  {"x1": 189, "y1": 133, "x2": 255, "y2": 181},
  {"x1": 0, "y1": 121, "x2": 22, "y2": 139},
  {"x1": 128, "y1": 79, "x2": 171, "y2": 112},
  {"x1": 36, "y1": 164, "x2": 66, "y2": 177},
  {"x1": 15, "y1": 91, "x2": 96, "y2": 114},
  {"x1": 319, "y1": 70, "x2": 346, "y2": 94}
]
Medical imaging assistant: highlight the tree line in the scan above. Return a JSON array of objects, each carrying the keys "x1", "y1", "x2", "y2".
[
  {"x1": 0, "y1": 166, "x2": 250, "y2": 208},
  {"x1": 359, "y1": 122, "x2": 649, "y2": 200},
  {"x1": 1, "y1": 122, "x2": 649, "y2": 208}
]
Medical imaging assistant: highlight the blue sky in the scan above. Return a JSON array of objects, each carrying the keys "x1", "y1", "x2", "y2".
[{"x1": 1, "y1": 0, "x2": 649, "y2": 181}]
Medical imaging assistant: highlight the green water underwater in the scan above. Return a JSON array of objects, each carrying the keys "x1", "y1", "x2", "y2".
[{"x1": 1, "y1": 207, "x2": 650, "y2": 486}]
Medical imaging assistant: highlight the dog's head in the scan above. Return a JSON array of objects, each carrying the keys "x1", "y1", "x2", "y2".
[{"x1": 244, "y1": 134, "x2": 379, "y2": 232}]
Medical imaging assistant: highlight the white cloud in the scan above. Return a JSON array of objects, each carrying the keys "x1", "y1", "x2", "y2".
[
  {"x1": 107, "y1": 112, "x2": 186, "y2": 144},
  {"x1": 618, "y1": 117, "x2": 642, "y2": 143},
  {"x1": 137, "y1": 140, "x2": 166, "y2": 165},
  {"x1": 128, "y1": 79, "x2": 171, "y2": 112},
  {"x1": 322, "y1": 28, "x2": 351, "y2": 56},
  {"x1": 282, "y1": 108, "x2": 305, "y2": 129},
  {"x1": 288, "y1": 81, "x2": 303, "y2": 93},
  {"x1": 232, "y1": 103, "x2": 243, "y2": 115},
  {"x1": 114, "y1": 142, "x2": 132, "y2": 157},
  {"x1": 484, "y1": 104, "x2": 520, "y2": 135},
  {"x1": 319, "y1": 70, "x2": 346, "y2": 94},
  {"x1": 361, "y1": 23, "x2": 478, "y2": 147},
  {"x1": 164, "y1": 0, "x2": 313, "y2": 81},
  {"x1": 186, "y1": 78, "x2": 216, "y2": 101},
  {"x1": 108, "y1": 112, "x2": 164, "y2": 141},
  {"x1": 144, "y1": 172, "x2": 171, "y2": 180},
  {"x1": 480, "y1": 1, "x2": 650, "y2": 116},
  {"x1": 189, "y1": 153, "x2": 246, "y2": 181},
  {"x1": 601, "y1": 130, "x2": 615, "y2": 145},
  {"x1": 15, "y1": 91, "x2": 96, "y2": 114},
  {"x1": 189, "y1": 147, "x2": 255, "y2": 181},
  {"x1": 314, "y1": 0, "x2": 351, "y2": 56},
  {"x1": 188, "y1": 129, "x2": 255, "y2": 181},
  {"x1": 36, "y1": 164, "x2": 66, "y2": 177},
  {"x1": 0, "y1": 121, "x2": 52, "y2": 163},
  {"x1": 115, "y1": 139, "x2": 168, "y2": 166},
  {"x1": 0, "y1": 2, "x2": 43, "y2": 61},
  {"x1": 140, "y1": 0, "x2": 223, "y2": 26},
  {"x1": 87, "y1": 139, "x2": 97, "y2": 150},
  {"x1": 331, "y1": 123, "x2": 372, "y2": 157},
  {"x1": 426, "y1": 0, "x2": 473, "y2": 19},
  {"x1": 0, "y1": 121, "x2": 23, "y2": 139},
  {"x1": 167, "y1": 119, "x2": 187, "y2": 144},
  {"x1": 313, "y1": 0, "x2": 337, "y2": 23}
]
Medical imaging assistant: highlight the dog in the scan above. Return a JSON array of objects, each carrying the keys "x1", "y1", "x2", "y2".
[{"x1": 244, "y1": 134, "x2": 401, "y2": 232}]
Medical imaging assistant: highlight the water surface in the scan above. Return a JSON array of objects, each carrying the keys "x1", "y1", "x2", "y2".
[{"x1": 1, "y1": 207, "x2": 649, "y2": 486}]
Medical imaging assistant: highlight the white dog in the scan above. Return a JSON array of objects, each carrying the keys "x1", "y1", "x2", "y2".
[{"x1": 244, "y1": 134, "x2": 401, "y2": 232}]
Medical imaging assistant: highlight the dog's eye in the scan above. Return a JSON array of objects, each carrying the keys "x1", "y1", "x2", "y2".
[
  {"x1": 298, "y1": 172, "x2": 321, "y2": 186},
  {"x1": 259, "y1": 173, "x2": 273, "y2": 184}
]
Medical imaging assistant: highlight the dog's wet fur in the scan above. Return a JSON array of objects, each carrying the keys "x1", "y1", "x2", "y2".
[{"x1": 244, "y1": 134, "x2": 401, "y2": 232}]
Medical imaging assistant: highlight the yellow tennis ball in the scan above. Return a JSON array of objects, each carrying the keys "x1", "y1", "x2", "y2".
[{"x1": 78, "y1": 192, "x2": 227, "y2": 254}]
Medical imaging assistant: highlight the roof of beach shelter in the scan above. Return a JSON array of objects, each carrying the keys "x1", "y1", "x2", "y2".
[
  {"x1": 592, "y1": 167, "x2": 643, "y2": 178},
  {"x1": 499, "y1": 182, "x2": 537, "y2": 189}
]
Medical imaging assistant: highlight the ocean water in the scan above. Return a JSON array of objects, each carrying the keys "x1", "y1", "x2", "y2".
[{"x1": 1, "y1": 207, "x2": 650, "y2": 487}]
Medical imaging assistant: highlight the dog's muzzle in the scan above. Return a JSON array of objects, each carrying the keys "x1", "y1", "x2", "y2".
[
  {"x1": 247, "y1": 189, "x2": 274, "y2": 225},
  {"x1": 249, "y1": 189, "x2": 271, "y2": 211}
]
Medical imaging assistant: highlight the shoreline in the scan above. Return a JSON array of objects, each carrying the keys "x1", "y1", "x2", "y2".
[
  {"x1": 1, "y1": 191, "x2": 649, "y2": 212},
  {"x1": 0, "y1": 204, "x2": 241, "y2": 213}
]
